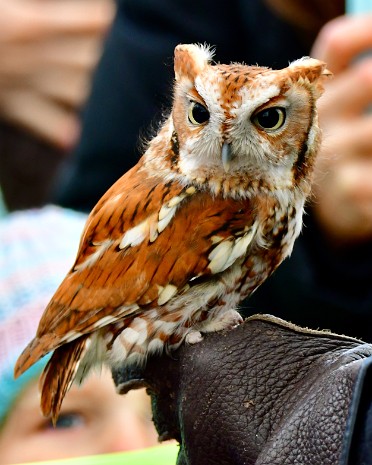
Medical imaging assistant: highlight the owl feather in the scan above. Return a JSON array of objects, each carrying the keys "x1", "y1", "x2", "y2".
[{"x1": 15, "y1": 44, "x2": 331, "y2": 422}]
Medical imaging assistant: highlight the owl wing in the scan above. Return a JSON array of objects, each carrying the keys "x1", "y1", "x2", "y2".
[{"x1": 15, "y1": 163, "x2": 257, "y2": 373}]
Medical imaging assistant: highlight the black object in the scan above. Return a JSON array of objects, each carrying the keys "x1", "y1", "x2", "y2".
[{"x1": 113, "y1": 315, "x2": 372, "y2": 464}]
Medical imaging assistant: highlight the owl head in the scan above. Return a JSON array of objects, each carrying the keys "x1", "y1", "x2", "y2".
[{"x1": 171, "y1": 43, "x2": 331, "y2": 194}]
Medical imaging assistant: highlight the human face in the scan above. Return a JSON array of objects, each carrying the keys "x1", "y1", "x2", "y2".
[{"x1": 0, "y1": 370, "x2": 158, "y2": 464}]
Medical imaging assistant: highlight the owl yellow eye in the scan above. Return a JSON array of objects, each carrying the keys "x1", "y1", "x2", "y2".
[
  {"x1": 188, "y1": 101, "x2": 210, "y2": 125},
  {"x1": 253, "y1": 107, "x2": 286, "y2": 131}
]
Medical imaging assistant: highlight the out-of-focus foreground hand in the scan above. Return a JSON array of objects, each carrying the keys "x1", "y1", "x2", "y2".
[
  {"x1": 0, "y1": 0, "x2": 114, "y2": 150},
  {"x1": 311, "y1": 14, "x2": 372, "y2": 245}
]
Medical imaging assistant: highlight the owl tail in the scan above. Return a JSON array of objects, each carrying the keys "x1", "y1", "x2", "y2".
[{"x1": 39, "y1": 335, "x2": 90, "y2": 424}]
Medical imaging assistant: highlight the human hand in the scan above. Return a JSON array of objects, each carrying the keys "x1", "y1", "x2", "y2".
[
  {"x1": 0, "y1": 0, "x2": 114, "y2": 149},
  {"x1": 113, "y1": 315, "x2": 370, "y2": 465},
  {"x1": 311, "y1": 14, "x2": 372, "y2": 245}
]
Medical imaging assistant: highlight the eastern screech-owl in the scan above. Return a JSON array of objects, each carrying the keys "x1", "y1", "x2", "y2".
[{"x1": 15, "y1": 44, "x2": 330, "y2": 421}]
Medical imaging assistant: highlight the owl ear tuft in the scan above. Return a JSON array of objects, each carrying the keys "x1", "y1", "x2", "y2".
[
  {"x1": 174, "y1": 43, "x2": 214, "y2": 83},
  {"x1": 288, "y1": 57, "x2": 332, "y2": 98}
]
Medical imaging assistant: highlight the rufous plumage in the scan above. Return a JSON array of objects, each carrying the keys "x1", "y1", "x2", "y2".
[{"x1": 15, "y1": 44, "x2": 331, "y2": 422}]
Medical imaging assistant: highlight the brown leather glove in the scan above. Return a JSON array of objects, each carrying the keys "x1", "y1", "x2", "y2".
[{"x1": 113, "y1": 315, "x2": 372, "y2": 465}]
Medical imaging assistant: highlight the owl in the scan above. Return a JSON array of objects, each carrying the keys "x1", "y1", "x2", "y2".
[{"x1": 15, "y1": 44, "x2": 330, "y2": 422}]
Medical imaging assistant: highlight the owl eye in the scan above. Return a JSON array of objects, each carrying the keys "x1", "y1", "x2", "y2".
[
  {"x1": 188, "y1": 101, "x2": 210, "y2": 125},
  {"x1": 253, "y1": 107, "x2": 286, "y2": 131}
]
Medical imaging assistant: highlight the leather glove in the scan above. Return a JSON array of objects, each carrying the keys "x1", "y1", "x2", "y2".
[{"x1": 112, "y1": 315, "x2": 372, "y2": 465}]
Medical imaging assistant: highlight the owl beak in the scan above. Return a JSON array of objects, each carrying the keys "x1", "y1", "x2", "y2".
[{"x1": 221, "y1": 142, "x2": 232, "y2": 172}]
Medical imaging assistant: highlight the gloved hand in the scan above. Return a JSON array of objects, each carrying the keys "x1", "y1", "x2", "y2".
[{"x1": 113, "y1": 315, "x2": 372, "y2": 465}]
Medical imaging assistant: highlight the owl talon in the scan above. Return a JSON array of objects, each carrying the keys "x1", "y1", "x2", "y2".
[
  {"x1": 112, "y1": 364, "x2": 148, "y2": 394},
  {"x1": 115, "y1": 378, "x2": 149, "y2": 395},
  {"x1": 185, "y1": 330, "x2": 204, "y2": 345},
  {"x1": 201, "y1": 309, "x2": 243, "y2": 333},
  {"x1": 223, "y1": 309, "x2": 244, "y2": 330}
]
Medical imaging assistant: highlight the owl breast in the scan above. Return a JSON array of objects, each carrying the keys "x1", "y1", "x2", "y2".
[{"x1": 108, "y1": 188, "x2": 303, "y2": 370}]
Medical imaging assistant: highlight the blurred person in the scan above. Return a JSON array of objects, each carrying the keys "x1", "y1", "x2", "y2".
[
  {"x1": 54, "y1": 0, "x2": 372, "y2": 340},
  {"x1": 0, "y1": 0, "x2": 114, "y2": 211},
  {"x1": 311, "y1": 13, "x2": 372, "y2": 244},
  {"x1": 0, "y1": 206, "x2": 158, "y2": 464}
]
